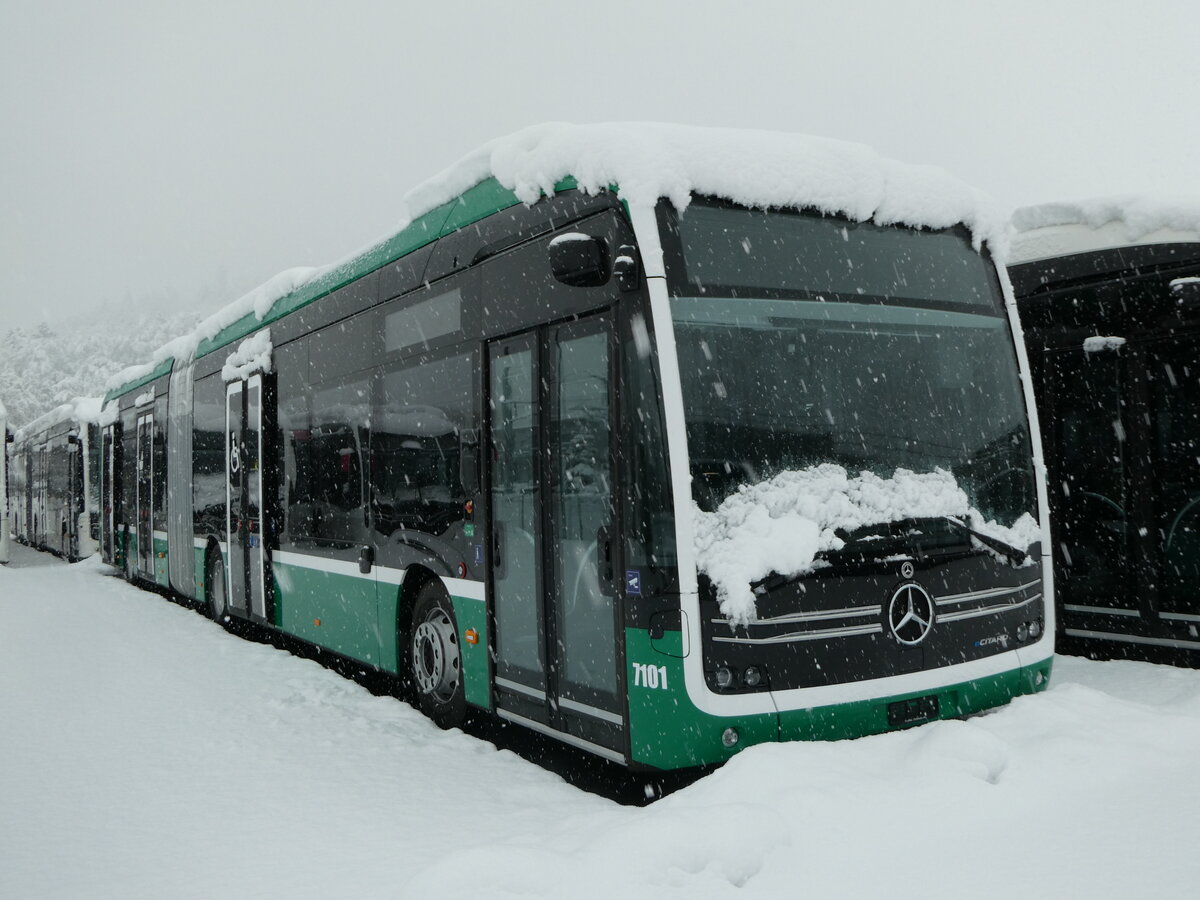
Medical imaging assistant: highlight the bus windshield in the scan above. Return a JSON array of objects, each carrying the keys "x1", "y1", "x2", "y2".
[{"x1": 662, "y1": 201, "x2": 1036, "y2": 528}]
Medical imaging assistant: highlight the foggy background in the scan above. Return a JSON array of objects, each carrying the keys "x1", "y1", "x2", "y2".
[{"x1": 2, "y1": 0, "x2": 1197, "y2": 333}]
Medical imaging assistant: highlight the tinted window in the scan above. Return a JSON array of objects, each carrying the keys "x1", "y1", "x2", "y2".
[
  {"x1": 192, "y1": 374, "x2": 226, "y2": 539},
  {"x1": 384, "y1": 289, "x2": 462, "y2": 354},
  {"x1": 285, "y1": 376, "x2": 370, "y2": 547},
  {"x1": 372, "y1": 352, "x2": 473, "y2": 542},
  {"x1": 666, "y1": 201, "x2": 998, "y2": 311}
]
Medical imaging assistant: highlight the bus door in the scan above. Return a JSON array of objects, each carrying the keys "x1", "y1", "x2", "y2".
[
  {"x1": 100, "y1": 425, "x2": 116, "y2": 563},
  {"x1": 225, "y1": 374, "x2": 270, "y2": 621},
  {"x1": 1148, "y1": 336, "x2": 1200, "y2": 622},
  {"x1": 1044, "y1": 347, "x2": 1137, "y2": 616},
  {"x1": 135, "y1": 413, "x2": 154, "y2": 576},
  {"x1": 487, "y1": 313, "x2": 624, "y2": 758},
  {"x1": 67, "y1": 434, "x2": 80, "y2": 558}
]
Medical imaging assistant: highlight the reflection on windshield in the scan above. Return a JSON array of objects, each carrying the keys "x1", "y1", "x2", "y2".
[{"x1": 674, "y1": 298, "x2": 1036, "y2": 526}]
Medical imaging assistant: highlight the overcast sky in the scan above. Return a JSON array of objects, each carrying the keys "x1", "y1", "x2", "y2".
[{"x1": 2, "y1": 0, "x2": 1198, "y2": 332}]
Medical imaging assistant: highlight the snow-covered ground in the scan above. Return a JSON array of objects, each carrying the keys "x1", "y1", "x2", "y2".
[{"x1": 3, "y1": 543, "x2": 1200, "y2": 899}]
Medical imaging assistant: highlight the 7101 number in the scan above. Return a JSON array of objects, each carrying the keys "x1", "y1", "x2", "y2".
[{"x1": 632, "y1": 662, "x2": 669, "y2": 690}]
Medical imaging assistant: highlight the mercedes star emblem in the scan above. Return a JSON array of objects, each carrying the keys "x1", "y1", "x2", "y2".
[{"x1": 888, "y1": 582, "x2": 935, "y2": 645}]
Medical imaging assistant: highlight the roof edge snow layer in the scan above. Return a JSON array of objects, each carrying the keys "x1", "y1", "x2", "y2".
[
  {"x1": 13, "y1": 396, "x2": 104, "y2": 442},
  {"x1": 1010, "y1": 195, "x2": 1200, "y2": 264},
  {"x1": 106, "y1": 121, "x2": 1002, "y2": 401}
]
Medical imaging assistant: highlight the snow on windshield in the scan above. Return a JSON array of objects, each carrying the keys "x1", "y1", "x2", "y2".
[{"x1": 694, "y1": 465, "x2": 1040, "y2": 625}]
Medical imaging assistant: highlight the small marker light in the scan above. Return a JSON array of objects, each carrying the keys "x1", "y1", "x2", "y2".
[
  {"x1": 457, "y1": 561, "x2": 468, "y2": 578},
  {"x1": 743, "y1": 666, "x2": 763, "y2": 688},
  {"x1": 1017, "y1": 623, "x2": 1029, "y2": 642},
  {"x1": 465, "y1": 628, "x2": 479, "y2": 645},
  {"x1": 465, "y1": 500, "x2": 474, "y2": 515},
  {"x1": 714, "y1": 667, "x2": 734, "y2": 690},
  {"x1": 1029, "y1": 619, "x2": 1042, "y2": 639},
  {"x1": 314, "y1": 618, "x2": 321, "y2": 627},
  {"x1": 721, "y1": 727, "x2": 740, "y2": 749}
]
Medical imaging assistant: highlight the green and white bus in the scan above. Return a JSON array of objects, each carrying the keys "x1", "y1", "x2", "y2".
[
  {"x1": 9, "y1": 398, "x2": 101, "y2": 562},
  {"x1": 99, "y1": 124, "x2": 1053, "y2": 770}
]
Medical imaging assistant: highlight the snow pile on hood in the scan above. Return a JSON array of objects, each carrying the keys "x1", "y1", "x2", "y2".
[
  {"x1": 108, "y1": 123, "x2": 1001, "y2": 396},
  {"x1": 221, "y1": 329, "x2": 273, "y2": 383},
  {"x1": 694, "y1": 465, "x2": 1040, "y2": 625},
  {"x1": 1010, "y1": 195, "x2": 1200, "y2": 263},
  {"x1": 1083, "y1": 336, "x2": 1126, "y2": 353}
]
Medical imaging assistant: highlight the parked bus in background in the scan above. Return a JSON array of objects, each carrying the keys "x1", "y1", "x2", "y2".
[
  {"x1": 1010, "y1": 198, "x2": 1200, "y2": 664},
  {"x1": 10, "y1": 397, "x2": 101, "y2": 562},
  {"x1": 99, "y1": 123, "x2": 1053, "y2": 771},
  {"x1": 1, "y1": 397, "x2": 9, "y2": 565}
]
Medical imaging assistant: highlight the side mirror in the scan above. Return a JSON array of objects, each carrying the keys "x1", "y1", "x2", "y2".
[
  {"x1": 1170, "y1": 277, "x2": 1200, "y2": 311},
  {"x1": 549, "y1": 232, "x2": 609, "y2": 287}
]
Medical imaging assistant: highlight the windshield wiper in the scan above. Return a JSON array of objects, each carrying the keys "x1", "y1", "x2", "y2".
[
  {"x1": 747, "y1": 515, "x2": 1030, "y2": 597},
  {"x1": 832, "y1": 516, "x2": 1028, "y2": 566},
  {"x1": 938, "y1": 516, "x2": 1028, "y2": 566}
]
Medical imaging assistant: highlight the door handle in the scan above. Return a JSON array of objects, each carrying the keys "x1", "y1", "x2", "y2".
[{"x1": 596, "y1": 524, "x2": 613, "y2": 596}]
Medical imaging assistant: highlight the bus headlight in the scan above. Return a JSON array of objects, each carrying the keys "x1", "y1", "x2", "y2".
[
  {"x1": 1029, "y1": 619, "x2": 1042, "y2": 639},
  {"x1": 714, "y1": 667, "x2": 734, "y2": 690},
  {"x1": 721, "y1": 727, "x2": 740, "y2": 748},
  {"x1": 742, "y1": 666, "x2": 763, "y2": 688}
]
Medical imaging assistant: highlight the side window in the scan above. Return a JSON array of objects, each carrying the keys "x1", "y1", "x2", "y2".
[
  {"x1": 286, "y1": 376, "x2": 370, "y2": 547},
  {"x1": 153, "y1": 394, "x2": 168, "y2": 532},
  {"x1": 372, "y1": 351, "x2": 474, "y2": 542},
  {"x1": 121, "y1": 409, "x2": 137, "y2": 522},
  {"x1": 192, "y1": 374, "x2": 226, "y2": 540}
]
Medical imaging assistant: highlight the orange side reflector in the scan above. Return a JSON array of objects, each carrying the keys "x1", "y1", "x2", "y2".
[
  {"x1": 464, "y1": 628, "x2": 479, "y2": 645},
  {"x1": 314, "y1": 618, "x2": 322, "y2": 627}
]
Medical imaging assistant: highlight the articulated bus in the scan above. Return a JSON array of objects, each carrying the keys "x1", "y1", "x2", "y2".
[
  {"x1": 1, "y1": 397, "x2": 9, "y2": 565},
  {"x1": 1010, "y1": 200, "x2": 1200, "y2": 664},
  {"x1": 9, "y1": 398, "x2": 101, "y2": 562},
  {"x1": 98, "y1": 125, "x2": 1053, "y2": 770}
]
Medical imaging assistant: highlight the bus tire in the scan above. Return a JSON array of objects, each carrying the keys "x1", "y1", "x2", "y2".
[
  {"x1": 408, "y1": 579, "x2": 466, "y2": 729},
  {"x1": 207, "y1": 550, "x2": 229, "y2": 624}
]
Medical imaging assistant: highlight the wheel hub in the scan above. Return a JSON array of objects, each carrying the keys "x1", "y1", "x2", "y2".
[{"x1": 412, "y1": 609, "x2": 460, "y2": 701}]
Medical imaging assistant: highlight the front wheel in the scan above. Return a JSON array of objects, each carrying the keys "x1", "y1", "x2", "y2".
[{"x1": 408, "y1": 580, "x2": 466, "y2": 729}]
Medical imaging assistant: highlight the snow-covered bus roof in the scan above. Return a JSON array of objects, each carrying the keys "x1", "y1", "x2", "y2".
[
  {"x1": 106, "y1": 122, "x2": 1002, "y2": 400},
  {"x1": 13, "y1": 397, "x2": 104, "y2": 444},
  {"x1": 1010, "y1": 196, "x2": 1200, "y2": 265}
]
